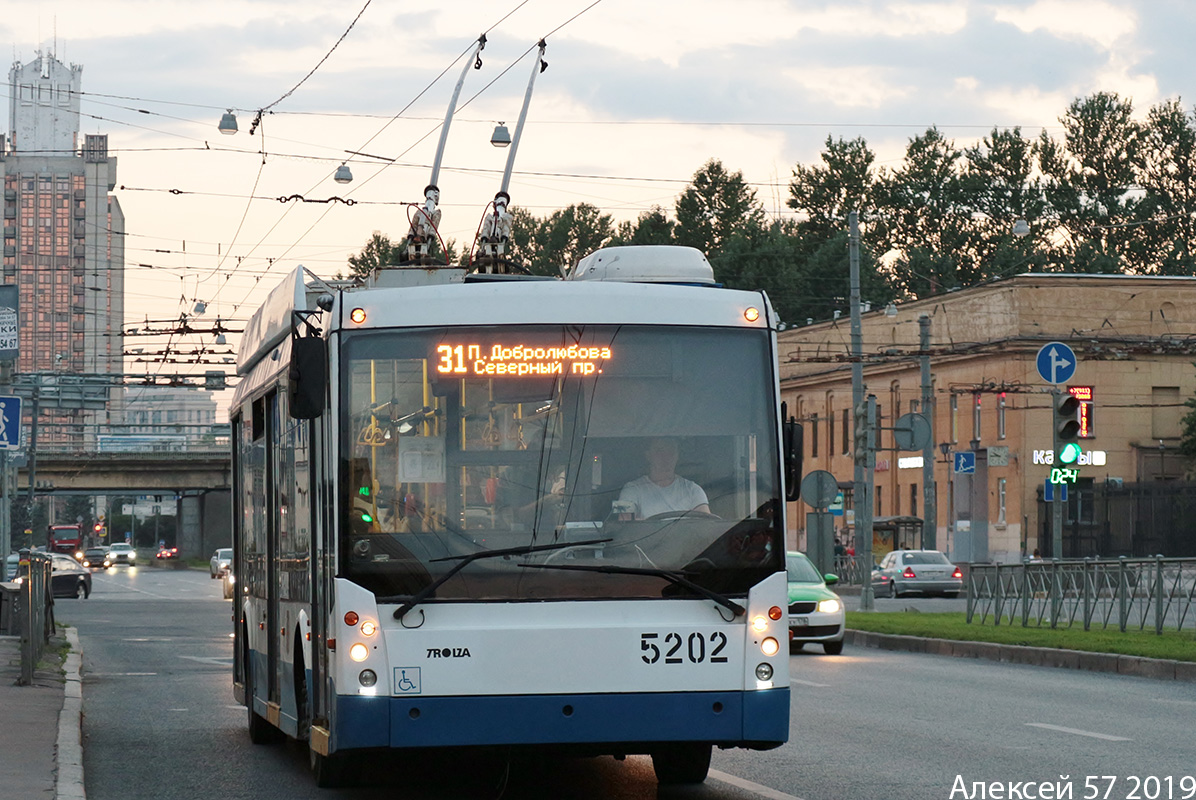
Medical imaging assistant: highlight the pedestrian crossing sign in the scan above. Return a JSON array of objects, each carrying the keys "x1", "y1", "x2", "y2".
[{"x1": 0, "y1": 396, "x2": 21, "y2": 450}]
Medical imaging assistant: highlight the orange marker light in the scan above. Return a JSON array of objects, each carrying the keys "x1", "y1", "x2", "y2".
[
  {"x1": 344, "y1": 611, "x2": 359, "y2": 626},
  {"x1": 350, "y1": 308, "x2": 367, "y2": 324},
  {"x1": 744, "y1": 307, "x2": 760, "y2": 322}
]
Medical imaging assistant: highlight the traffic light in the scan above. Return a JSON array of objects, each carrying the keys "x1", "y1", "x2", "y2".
[
  {"x1": 1053, "y1": 391, "x2": 1081, "y2": 466},
  {"x1": 1055, "y1": 392, "x2": 1080, "y2": 440}
]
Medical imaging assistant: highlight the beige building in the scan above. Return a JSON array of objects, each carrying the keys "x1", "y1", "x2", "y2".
[{"x1": 779, "y1": 273, "x2": 1196, "y2": 564}]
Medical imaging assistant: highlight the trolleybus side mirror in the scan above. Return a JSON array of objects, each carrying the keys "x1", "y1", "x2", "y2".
[
  {"x1": 289, "y1": 336, "x2": 328, "y2": 419},
  {"x1": 783, "y1": 419, "x2": 802, "y2": 502}
]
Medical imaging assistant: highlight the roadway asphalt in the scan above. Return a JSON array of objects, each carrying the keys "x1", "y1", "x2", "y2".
[{"x1": 3, "y1": 575, "x2": 1194, "y2": 800}]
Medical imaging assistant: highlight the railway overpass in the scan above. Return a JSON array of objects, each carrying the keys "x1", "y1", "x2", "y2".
[{"x1": 15, "y1": 449, "x2": 232, "y2": 558}]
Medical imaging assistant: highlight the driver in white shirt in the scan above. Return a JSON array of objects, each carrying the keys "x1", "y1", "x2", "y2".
[{"x1": 618, "y1": 437, "x2": 711, "y2": 519}]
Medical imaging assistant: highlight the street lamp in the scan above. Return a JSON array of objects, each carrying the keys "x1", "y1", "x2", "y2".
[{"x1": 217, "y1": 110, "x2": 238, "y2": 135}]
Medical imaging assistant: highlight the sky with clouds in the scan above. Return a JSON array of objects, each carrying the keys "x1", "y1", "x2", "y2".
[{"x1": 4, "y1": 0, "x2": 1196, "y2": 385}]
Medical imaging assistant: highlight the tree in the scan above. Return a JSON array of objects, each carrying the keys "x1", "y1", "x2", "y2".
[
  {"x1": 509, "y1": 203, "x2": 615, "y2": 276},
  {"x1": 674, "y1": 160, "x2": 766, "y2": 258},
  {"x1": 347, "y1": 232, "x2": 401, "y2": 278},
  {"x1": 611, "y1": 206, "x2": 675, "y2": 246},
  {"x1": 1037, "y1": 92, "x2": 1144, "y2": 273},
  {"x1": 1136, "y1": 99, "x2": 1196, "y2": 275},
  {"x1": 961, "y1": 127, "x2": 1049, "y2": 278},
  {"x1": 871, "y1": 127, "x2": 976, "y2": 297},
  {"x1": 787, "y1": 135, "x2": 876, "y2": 243}
]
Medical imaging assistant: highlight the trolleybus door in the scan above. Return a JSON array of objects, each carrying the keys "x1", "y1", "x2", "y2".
[{"x1": 266, "y1": 391, "x2": 282, "y2": 705}]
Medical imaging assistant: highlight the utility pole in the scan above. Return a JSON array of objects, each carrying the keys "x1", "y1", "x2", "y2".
[
  {"x1": 1051, "y1": 388, "x2": 1064, "y2": 558},
  {"x1": 848, "y1": 211, "x2": 876, "y2": 610},
  {"x1": 919, "y1": 314, "x2": 936, "y2": 549}
]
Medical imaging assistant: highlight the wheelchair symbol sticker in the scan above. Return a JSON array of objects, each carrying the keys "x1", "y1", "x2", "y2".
[{"x1": 394, "y1": 667, "x2": 421, "y2": 694}]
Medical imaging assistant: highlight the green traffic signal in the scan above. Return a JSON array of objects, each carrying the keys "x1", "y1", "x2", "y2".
[{"x1": 1059, "y1": 441, "x2": 1082, "y2": 464}]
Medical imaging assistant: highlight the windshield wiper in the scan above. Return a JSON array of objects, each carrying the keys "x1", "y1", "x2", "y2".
[
  {"x1": 386, "y1": 538, "x2": 612, "y2": 621},
  {"x1": 518, "y1": 563, "x2": 745, "y2": 617}
]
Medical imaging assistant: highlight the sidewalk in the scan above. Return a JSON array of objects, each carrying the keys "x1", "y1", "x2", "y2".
[{"x1": 0, "y1": 628, "x2": 85, "y2": 800}]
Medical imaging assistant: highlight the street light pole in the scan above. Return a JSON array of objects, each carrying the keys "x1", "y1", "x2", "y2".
[
  {"x1": 848, "y1": 212, "x2": 875, "y2": 610},
  {"x1": 919, "y1": 314, "x2": 936, "y2": 549}
]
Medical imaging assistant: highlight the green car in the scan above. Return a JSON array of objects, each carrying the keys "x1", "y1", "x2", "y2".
[{"x1": 785, "y1": 551, "x2": 846, "y2": 655}]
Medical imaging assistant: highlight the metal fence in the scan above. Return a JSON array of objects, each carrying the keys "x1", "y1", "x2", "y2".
[
  {"x1": 966, "y1": 557, "x2": 1196, "y2": 634},
  {"x1": 1035, "y1": 481, "x2": 1196, "y2": 559},
  {"x1": 2, "y1": 551, "x2": 54, "y2": 684}
]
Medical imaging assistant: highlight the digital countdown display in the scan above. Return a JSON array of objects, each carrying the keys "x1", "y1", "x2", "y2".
[{"x1": 435, "y1": 343, "x2": 613, "y2": 378}]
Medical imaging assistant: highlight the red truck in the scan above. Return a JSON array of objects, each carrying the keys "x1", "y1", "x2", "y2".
[{"x1": 49, "y1": 524, "x2": 83, "y2": 556}]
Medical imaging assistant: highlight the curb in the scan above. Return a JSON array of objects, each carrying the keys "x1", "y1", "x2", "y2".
[
  {"x1": 56, "y1": 626, "x2": 85, "y2": 800},
  {"x1": 846, "y1": 630, "x2": 1196, "y2": 682}
]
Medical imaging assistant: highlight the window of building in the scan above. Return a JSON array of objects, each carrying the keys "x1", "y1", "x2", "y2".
[
  {"x1": 998, "y1": 393, "x2": 1006, "y2": 439},
  {"x1": 1151, "y1": 387, "x2": 1181, "y2": 439},
  {"x1": 876, "y1": 486, "x2": 883, "y2": 517},
  {"x1": 810, "y1": 413, "x2": 819, "y2": 457},
  {"x1": 842, "y1": 408, "x2": 850, "y2": 454},
  {"x1": 997, "y1": 478, "x2": 1007, "y2": 525},
  {"x1": 827, "y1": 403, "x2": 834, "y2": 457},
  {"x1": 909, "y1": 483, "x2": 918, "y2": 518}
]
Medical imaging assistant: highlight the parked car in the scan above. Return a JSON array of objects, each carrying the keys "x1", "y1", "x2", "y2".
[
  {"x1": 785, "y1": 551, "x2": 845, "y2": 655},
  {"x1": 872, "y1": 549, "x2": 963, "y2": 598},
  {"x1": 81, "y1": 547, "x2": 111, "y2": 570},
  {"x1": 108, "y1": 542, "x2": 137, "y2": 566},
  {"x1": 50, "y1": 554, "x2": 92, "y2": 599},
  {"x1": 210, "y1": 548, "x2": 233, "y2": 579}
]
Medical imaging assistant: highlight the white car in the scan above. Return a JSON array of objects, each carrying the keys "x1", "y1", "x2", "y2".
[
  {"x1": 108, "y1": 542, "x2": 137, "y2": 566},
  {"x1": 210, "y1": 548, "x2": 233, "y2": 579}
]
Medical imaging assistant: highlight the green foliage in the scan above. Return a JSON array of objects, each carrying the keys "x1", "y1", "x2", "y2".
[
  {"x1": 347, "y1": 231, "x2": 400, "y2": 278},
  {"x1": 846, "y1": 611, "x2": 1196, "y2": 662}
]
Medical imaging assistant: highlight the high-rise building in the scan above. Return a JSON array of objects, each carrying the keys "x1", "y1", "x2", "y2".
[{"x1": 2, "y1": 51, "x2": 125, "y2": 447}]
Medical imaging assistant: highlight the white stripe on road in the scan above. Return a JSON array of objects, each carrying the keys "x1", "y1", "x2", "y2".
[
  {"x1": 709, "y1": 770, "x2": 807, "y2": 800},
  {"x1": 1025, "y1": 723, "x2": 1132, "y2": 741},
  {"x1": 790, "y1": 678, "x2": 831, "y2": 688}
]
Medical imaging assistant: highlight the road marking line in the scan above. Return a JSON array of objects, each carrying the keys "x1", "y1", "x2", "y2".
[
  {"x1": 178, "y1": 655, "x2": 234, "y2": 666},
  {"x1": 790, "y1": 678, "x2": 831, "y2": 688},
  {"x1": 88, "y1": 672, "x2": 157, "y2": 677},
  {"x1": 1025, "y1": 723, "x2": 1131, "y2": 741},
  {"x1": 709, "y1": 770, "x2": 806, "y2": 800}
]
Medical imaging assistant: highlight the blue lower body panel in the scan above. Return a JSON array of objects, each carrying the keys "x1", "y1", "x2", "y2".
[{"x1": 334, "y1": 688, "x2": 789, "y2": 750}]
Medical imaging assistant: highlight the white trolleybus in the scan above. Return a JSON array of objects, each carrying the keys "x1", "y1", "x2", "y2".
[{"x1": 230, "y1": 245, "x2": 801, "y2": 787}]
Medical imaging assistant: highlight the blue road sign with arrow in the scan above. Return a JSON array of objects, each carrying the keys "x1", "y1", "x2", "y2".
[{"x1": 1036, "y1": 342, "x2": 1077, "y2": 384}]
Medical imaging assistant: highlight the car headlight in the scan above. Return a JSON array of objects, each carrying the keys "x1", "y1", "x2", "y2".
[{"x1": 817, "y1": 598, "x2": 841, "y2": 614}]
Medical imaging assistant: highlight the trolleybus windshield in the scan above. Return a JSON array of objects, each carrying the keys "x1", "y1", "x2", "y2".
[{"x1": 341, "y1": 324, "x2": 782, "y2": 603}]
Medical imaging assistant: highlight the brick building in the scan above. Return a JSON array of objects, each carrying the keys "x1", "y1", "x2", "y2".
[{"x1": 779, "y1": 273, "x2": 1196, "y2": 563}]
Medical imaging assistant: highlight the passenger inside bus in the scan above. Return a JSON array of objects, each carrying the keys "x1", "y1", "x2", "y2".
[{"x1": 617, "y1": 437, "x2": 712, "y2": 520}]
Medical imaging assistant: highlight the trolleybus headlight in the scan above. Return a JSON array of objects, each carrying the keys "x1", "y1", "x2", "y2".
[
  {"x1": 817, "y1": 598, "x2": 841, "y2": 614},
  {"x1": 359, "y1": 669, "x2": 377, "y2": 687},
  {"x1": 755, "y1": 662, "x2": 774, "y2": 681},
  {"x1": 751, "y1": 616, "x2": 768, "y2": 633},
  {"x1": 760, "y1": 637, "x2": 780, "y2": 657},
  {"x1": 360, "y1": 621, "x2": 377, "y2": 637},
  {"x1": 349, "y1": 643, "x2": 369, "y2": 662}
]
